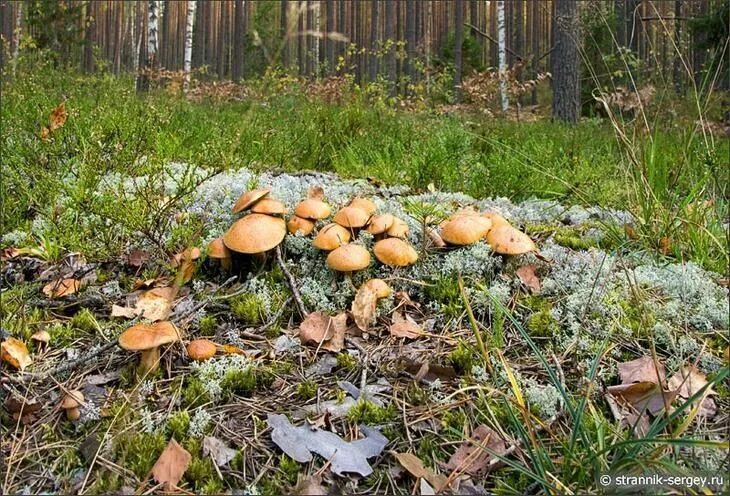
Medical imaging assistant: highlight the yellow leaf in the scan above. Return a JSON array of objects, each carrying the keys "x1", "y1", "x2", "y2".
[
  {"x1": 49, "y1": 101, "x2": 67, "y2": 131},
  {"x1": 42, "y1": 278, "x2": 81, "y2": 298},
  {"x1": 1, "y1": 337, "x2": 32, "y2": 370}
]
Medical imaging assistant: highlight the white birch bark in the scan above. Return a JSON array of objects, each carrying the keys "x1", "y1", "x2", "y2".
[
  {"x1": 183, "y1": 0, "x2": 196, "y2": 93},
  {"x1": 148, "y1": 0, "x2": 159, "y2": 64},
  {"x1": 497, "y1": 0, "x2": 508, "y2": 112}
]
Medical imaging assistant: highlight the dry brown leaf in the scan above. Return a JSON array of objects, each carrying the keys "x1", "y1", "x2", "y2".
[
  {"x1": 151, "y1": 438, "x2": 191, "y2": 491},
  {"x1": 30, "y1": 330, "x2": 51, "y2": 344},
  {"x1": 42, "y1": 278, "x2": 81, "y2": 298},
  {"x1": 667, "y1": 365, "x2": 717, "y2": 418},
  {"x1": 134, "y1": 287, "x2": 175, "y2": 321},
  {"x1": 308, "y1": 185, "x2": 325, "y2": 200},
  {"x1": 202, "y1": 436, "x2": 237, "y2": 467},
  {"x1": 292, "y1": 474, "x2": 327, "y2": 496},
  {"x1": 1, "y1": 338, "x2": 32, "y2": 370},
  {"x1": 604, "y1": 394, "x2": 650, "y2": 437},
  {"x1": 394, "y1": 452, "x2": 448, "y2": 492},
  {"x1": 617, "y1": 356, "x2": 666, "y2": 385},
  {"x1": 171, "y1": 247, "x2": 201, "y2": 267},
  {"x1": 321, "y1": 313, "x2": 348, "y2": 353},
  {"x1": 49, "y1": 101, "x2": 68, "y2": 131},
  {"x1": 516, "y1": 265, "x2": 541, "y2": 293},
  {"x1": 658, "y1": 237, "x2": 671, "y2": 256},
  {"x1": 445, "y1": 424, "x2": 507, "y2": 475},
  {"x1": 126, "y1": 248, "x2": 150, "y2": 268},
  {"x1": 220, "y1": 344, "x2": 245, "y2": 355},
  {"x1": 389, "y1": 311, "x2": 423, "y2": 339},
  {"x1": 606, "y1": 381, "x2": 677, "y2": 416},
  {"x1": 299, "y1": 312, "x2": 335, "y2": 344},
  {"x1": 40, "y1": 126, "x2": 50, "y2": 141},
  {"x1": 352, "y1": 285, "x2": 378, "y2": 331},
  {"x1": 110, "y1": 304, "x2": 138, "y2": 319}
]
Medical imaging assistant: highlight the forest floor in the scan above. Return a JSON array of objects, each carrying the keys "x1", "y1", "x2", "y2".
[{"x1": 1, "y1": 72, "x2": 729, "y2": 495}]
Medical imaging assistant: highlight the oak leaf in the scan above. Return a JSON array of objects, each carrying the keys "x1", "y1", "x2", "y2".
[
  {"x1": 394, "y1": 452, "x2": 448, "y2": 492},
  {"x1": 617, "y1": 355, "x2": 666, "y2": 385}
]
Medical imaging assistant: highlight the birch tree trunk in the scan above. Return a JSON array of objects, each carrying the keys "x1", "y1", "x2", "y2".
[
  {"x1": 138, "y1": 0, "x2": 159, "y2": 93},
  {"x1": 497, "y1": 0, "x2": 508, "y2": 111},
  {"x1": 183, "y1": 0, "x2": 196, "y2": 93}
]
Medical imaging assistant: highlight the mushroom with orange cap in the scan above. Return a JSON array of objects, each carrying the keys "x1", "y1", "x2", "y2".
[
  {"x1": 294, "y1": 199, "x2": 331, "y2": 220},
  {"x1": 386, "y1": 217, "x2": 409, "y2": 238},
  {"x1": 486, "y1": 225, "x2": 537, "y2": 255},
  {"x1": 232, "y1": 188, "x2": 271, "y2": 214},
  {"x1": 223, "y1": 214, "x2": 287, "y2": 254},
  {"x1": 481, "y1": 211, "x2": 511, "y2": 229},
  {"x1": 440, "y1": 215, "x2": 492, "y2": 246},
  {"x1": 367, "y1": 214, "x2": 395, "y2": 236},
  {"x1": 348, "y1": 197, "x2": 377, "y2": 216},
  {"x1": 333, "y1": 206, "x2": 370, "y2": 229},
  {"x1": 118, "y1": 321, "x2": 181, "y2": 373},
  {"x1": 187, "y1": 339, "x2": 217, "y2": 361},
  {"x1": 207, "y1": 237, "x2": 232, "y2": 271},
  {"x1": 361, "y1": 278, "x2": 392, "y2": 299},
  {"x1": 313, "y1": 223, "x2": 351, "y2": 251},
  {"x1": 373, "y1": 238, "x2": 418, "y2": 267},
  {"x1": 251, "y1": 198, "x2": 288, "y2": 216},
  {"x1": 287, "y1": 216, "x2": 316, "y2": 236},
  {"x1": 326, "y1": 244, "x2": 371, "y2": 274},
  {"x1": 60, "y1": 390, "x2": 84, "y2": 421}
]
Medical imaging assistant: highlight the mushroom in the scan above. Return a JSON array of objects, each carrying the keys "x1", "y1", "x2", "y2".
[
  {"x1": 223, "y1": 214, "x2": 287, "y2": 254},
  {"x1": 386, "y1": 217, "x2": 409, "y2": 238},
  {"x1": 30, "y1": 330, "x2": 51, "y2": 346},
  {"x1": 313, "y1": 223, "x2": 351, "y2": 250},
  {"x1": 207, "y1": 237, "x2": 232, "y2": 271},
  {"x1": 60, "y1": 390, "x2": 84, "y2": 421},
  {"x1": 440, "y1": 215, "x2": 492, "y2": 246},
  {"x1": 348, "y1": 197, "x2": 377, "y2": 216},
  {"x1": 361, "y1": 278, "x2": 392, "y2": 299},
  {"x1": 287, "y1": 215, "x2": 316, "y2": 236},
  {"x1": 373, "y1": 238, "x2": 418, "y2": 267},
  {"x1": 486, "y1": 225, "x2": 537, "y2": 255},
  {"x1": 481, "y1": 212, "x2": 511, "y2": 229},
  {"x1": 187, "y1": 339, "x2": 217, "y2": 361},
  {"x1": 333, "y1": 206, "x2": 370, "y2": 229},
  {"x1": 118, "y1": 321, "x2": 181, "y2": 373},
  {"x1": 326, "y1": 244, "x2": 371, "y2": 273},
  {"x1": 294, "y1": 199, "x2": 332, "y2": 220},
  {"x1": 367, "y1": 214, "x2": 395, "y2": 235},
  {"x1": 251, "y1": 198, "x2": 288, "y2": 215},
  {"x1": 232, "y1": 188, "x2": 271, "y2": 214}
]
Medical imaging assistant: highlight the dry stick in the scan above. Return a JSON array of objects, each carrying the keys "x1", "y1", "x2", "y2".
[
  {"x1": 10, "y1": 341, "x2": 119, "y2": 385},
  {"x1": 275, "y1": 245, "x2": 308, "y2": 318}
]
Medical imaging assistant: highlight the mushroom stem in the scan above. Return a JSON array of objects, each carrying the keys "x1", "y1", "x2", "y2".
[
  {"x1": 139, "y1": 347, "x2": 161, "y2": 374},
  {"x1": 221, "y1": 257, "x2": 232, "y2": 271}
]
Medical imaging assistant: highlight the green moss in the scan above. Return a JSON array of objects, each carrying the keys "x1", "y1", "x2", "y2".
[
  {"x1": 346, "y1": 400, "x2": 396, "y2": 425},
  {"x1": 167, "y1": 410, "x2": 191, "y2": 440},
  {"x1": 278, "y1": 454, "x2": 300, "y2": 484},
  {"x1": 424, "y1": 277, "x2": 463, "y2": 320},
  {"x1": 441, "y1": 409, "x2": 467, "y2": 434},
  {"x1": 114, "y1": 431, "x2": 167, "y2": 479},
  {"x1": 296, "y1": 380, "x2": 318, "y2": 400},
  {"x1": 526, "y1": 309, "x2": 560, "y2": 337},
  {"x1": 336, "y1": 352, "x2": 358, "y2": 371},
  {"x1": 449, "y1": 340, "x2": 477, "y2": 373},
  {"x1": 69, "y1": 308, "x2": 99, "y2": 333},
  {"x1": 185, "y1": 456, "x2": 221, "y2": 492},
  {"x1": 415, "y1": 434, "x2": 445, "y2": 462},
  {"x1": 221, "y1": 368, "x2": 257, "y2": 397},
  {"x1": 199, "y1": 315, "x2": 218, "y2": 336},
  {"x1": 183, "y1": 377, "x2": 211, "y2": 408},
  {"x1": 230, "y1": 293, "x2": 266, "y2": 325}
]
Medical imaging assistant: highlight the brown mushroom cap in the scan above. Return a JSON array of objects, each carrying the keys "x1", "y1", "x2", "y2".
[
  {"x1": 60, "y1": 390, "x2": 85, "y2": 409},
  {"x1": 251, "y1": 198, "x2": 288, "y2": 215},
  {"x1": 333, "y1": 206, "x2": 370, "y2": 228},
  {"x1": 441, "y1": 216, "x2": 492, "y2": 246},
  {"x1": 207, "y1": 237, "x2": 231, "y2": 259},
  {"x1": 486, "y1": 225, "x2": 537, "y2": 255},
  {"x1": 287, "y1": 215, "x2": 316, "y2": 236},
  {"x1": 367, "y1": 214, "x2": 395, "y2": 235},
  {"x1": 187, "y1": 339, "x2": 217, "y2": 361},
  {"x1": 31, "y1": 330, "x2": 51, "y2": 344},
  {"x1": 118, "y1": 321, "x2": 181, "y2": 351},
  {"x1": 232, "y1": 188, "x2": 271, "y2": 214},
  {"x1": 348, "y1": 197, "x2": 377, "y2": 216},
  {"x1": 326, "y1": 244, "x2": 371, "y2": 272},
  {"x1": 481, "y1": 212, "x2": 511, "y2": 229},
  {"x1": 313, "y1": 223, "x2": 351, "y2": 250},
  {"x1": 294, "y1": 199, "x2": 332, "y2": 220},
  {"x1": 386, "y1": 217, "x2": 409, "y2": 238},
  {"x1": 362, "y1": 278, "x2": 392, "y2": 299},
  {"x1": 223, "y1": 214, "x2": 287, "y2": 254},
  {"x1": 373, "y1": 238, "x2": 419, "y2": 267}
]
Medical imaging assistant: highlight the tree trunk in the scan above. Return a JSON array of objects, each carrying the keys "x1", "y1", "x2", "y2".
[
  {"x1": 368, "y1": 0, "x2": 379, "y2": 82},
  {"x1": 11, "y1": 0, "x2": 22, "y2": 77},
  {"x1": 183, "y1": 0, "x2": 196, "y2": 92},
  {"x1": 281, "y1": 0, "x2": 289, "y2": 68},
  {"x1": 615, "y1": 0, "x2": 626, "y2": 47},
  {"x1": 385, "y1": 0, "x2": 397, "y2": 94},
  {"x1": 232, "y1": 0, "x2": 244, "y2": 80},
  {"x1": 298, "y1": 1, "x2": 305, "y2": 75},
  {"x1": 453, "y1": 0, "x2": 464, "y2": 102},
  {"x1": 497, "y1": 0, "x2": 508, "y2": 111},
  {"x1": 83, "y1": 1, "x2": 95, "y2": 73},
  {"x1": 405, "y1": 0, "x2": 416, "y2": 81},
  {"x1": 672, "y1": 0, "x2": 683, "y2": 93},
  {"x1": 531, "y1": 0, "x2": 539, "y2": 104},
  {"x1": 552, "y1": 0, "x2": 579, "y2": 123},
  {"x1": 138, "y1": 0, "x2": 159, "y2": 92}
]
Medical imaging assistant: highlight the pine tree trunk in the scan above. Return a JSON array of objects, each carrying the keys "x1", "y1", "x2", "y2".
[
  {"x1": 183, "y1": 0, "x2": 196, "y2": 92},
  {"x1": 497, "y1": 0, "x2": 508, "y2": 111},
  {"x1": 531, "y1": 0, "x2": 539, "y2": 104},
  {"x1": 672, "y1": 0, "x2": 683, "y2": 93},
  {"x1": 368, "y1": 0, "x2": 379, "y2": 82},
  {"x1": 385, "y1": 0, "x2": 397, "y2": 94},
  {"x1": 325, "y1": 0, "x2": 334, "y2": 74},
  {"x1": 83, "y1": 1, "x2": 95, "y2": 73},
  {"x1": 552, "y1": 0, "x2": 579, "y2": 123},
  {"x1": 232, "y1": 0, "x2": 244, "y2": 80},
  {"x1": 138, "y1": 0, "x2": 159, "y2": 92},
  {"x1": 453, "y1": 0, "x2": 464, "y2": 102},
  {"x1": 281, "y1": 0, "x2": 289, "y2": 68},
  {"x1": 405, "y1": 0, "x2": 416, "y2": 81}
]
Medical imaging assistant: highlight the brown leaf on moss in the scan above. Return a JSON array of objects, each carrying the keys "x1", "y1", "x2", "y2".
[
  {"x1": 516, "y1": 265, "x2": 541, "y2": 293},
  {"x1": 445, "y1": 424, "x2": 507, "y2": 475},
  {"x1": 667, "y1": 365, "x2": 717, "y2": 418},
  {"x1": 617, "y1": 356, "x2": 666, "y2": 385},
  {"x1": 606, "y1": 381, "x2": 677, "y2": 416},
  {"x1": 42, "y1": 278, "x2": 81, "y2": 298},
  {"x1": 151, "y1": 438, "x2": 191, "y2": 491},
  {"x1": 352, "y1": 285, "x2": 378, "y2": 331},
  {"x1": 1, "y1": 338, "x2": 32, "y2": 370},
  {"x1": 394, "y1": 452, "x2": 448, "y2": 492},
  {"x1": 389, "y1": 311, "x2": 423, "y2": 339},
  {"x1": 299, "y1": 312, "x2": 348, "y2": 352},
  {"x1": 49, "y1": 101, "x2": 68, "y2": 131}
]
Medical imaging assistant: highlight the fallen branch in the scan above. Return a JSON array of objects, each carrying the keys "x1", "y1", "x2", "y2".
[{"x1": 275, "y1": 245, "x2": 308, "y2": 318}]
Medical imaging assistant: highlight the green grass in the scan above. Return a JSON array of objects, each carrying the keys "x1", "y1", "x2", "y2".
[{"x1": 1, "y1": 68, "x2": 727, "y2": 272}]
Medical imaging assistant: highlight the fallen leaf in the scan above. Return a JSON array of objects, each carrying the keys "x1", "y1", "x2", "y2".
[
  {"x1": 40, "y1": 126, "x2": 50, "y2": 141},
  {"x1": 403, "y1": 358, "x2": 457, "y2": 384},
  {"x1": 321, "y1": 313, "x2": 347, "y2": 352},
  {"x1": 1, "y1": 338, "x2": 32, "y2": 370},
  {"x1": 221, "y1": 344, "x2": 246, "y2": 355},
  {"x1": 516, "y1": 265, "x2": 541, "y2": 293},
  {"x1": 111, "y1": 304, "x2": 138, "y2": 319},
  {"x1": 427, "y1": 228, "x2": 446, "y2": 248},
  {"x1": 617, "y1": 356, "x2": 666, "y2": 385},
  {"x1": 268, "y1": 413, "x2": 388, "y2": 476},
  {"x1": 394, "y1": 452, "x2": 448, "y2": 492},
  {"x1": 42, "y1": 278, "x2": 81, "y2": 298},
  {"x1": 3, "y1": 395, "x2": 42, "y2": 423},
  {"x1": 299, "y1": 312, "x2": 347, "y2": 353},
  {"x1": 308, "y1": 185, "x2": 325, "y2": 200},
  {"x1": 292, "y1": 475, "x2": 327, "y2": 496},
  {"x1": 202, "y1": 436, "x2": 237, "y2": 467},
  {"x1": 171, "y1": 247, "x2": 201, "y2": 267},
  {"x1": 445, "y1": 424, "x2": 508, "y2": 475},
  {"x1": 49, "y1": 101, "x2": 67, "y2": 131},
  {"x1": 667, "y1": 365, "x2": 717, "y2": 418},
  {"x1": 389, "y1": 311, "x2": 423, "y2": 339},
  {"x1": 606, "y1": 381, "x2": 677, "y2": 416},
  {"x1": 151, "y1": 438, "x2": 192, "y2": 491},
  {"x1": 352, "y1": 285, "x2": 378, "y2": 331},
  {"x1": 604, "y1": 394, "x2": 650, "y2": 437},
  {"x1": 134, "y1": 287, "x2": 175, "y2": 321},
  {"x1": 126, "y1": 249, "x2": 150, "y2": 268}
]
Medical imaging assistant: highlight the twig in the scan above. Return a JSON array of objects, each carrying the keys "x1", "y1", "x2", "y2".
[
  {"x1": 275, "y1": 245, "x2": 308, "y2": 318},
  {"x1": 8, "y1": 341, "x2": 119, "y2": 384},
  {"x1": 464, "y1": 22, "x2": 524, "y2": 61}
]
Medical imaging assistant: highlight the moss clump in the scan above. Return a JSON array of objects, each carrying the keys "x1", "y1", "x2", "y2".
[
  {"x1": 114, "y1": 431, "x2": 167, "y2": 479},
  {"x1": 278, "y1": 454, "x2": 300, "y2": 484},
  {"x1": 167, "y1": 410, "x2": 190, "y2": 440},
  {"x1": 415, "y1": 434, "x2": 444, "y2": 462},
  {"x1": 336, "y1": 352, "x2": 358, "y2": 371},
  {"x1": 441, "y1": 409, "x2": 467, "y2": 435},
  {"x1": 183, "y1": 377, "x2": 211, "y2": 408},
  {"x1": 297, "y1": 380, "x2": 318, "y2": 400},
  {"x1": 70, "y1": 308, "x2": 99, "y2": 333},
  {"x1": 404, "y1": 383, "x2": 430, "y2": 406},
  {"x1": 527, "y1": 309, "x2": 560, "y2": 337},
  {"x1": 221, "y1": 368, "x2": 257, "y2": 397},
  {"x1": 185, "y1": 456, "x2": 221, "y2": 493},
  {"x1": 198, "y1": 315, "x2": 217, "y2": 336},
  {"x1": 449, "y1": 340, "x2": 477, "y2": 373},
  {"x1": 346, "y1": 400, "x2": 396, "y2": 425},
  {"x1": 230, "y1": 293, "x2": 266, "y2": 325},
  {"x1": 424, "y1": 276, "x2": 463, "y2": 320}
]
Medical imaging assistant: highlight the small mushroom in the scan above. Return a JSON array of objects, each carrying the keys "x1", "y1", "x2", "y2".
[
  {"x1": 373, "y1": 238, "x2": 418, "y2": 267},
  {"x1": 187, "y1": 339, "x2": 217, "y2": 361},
  {"x1": 30, "y1": 330, "x2": 51, "y2": 346},
  {"x1": 207, "y1": 237, "x2": 232, "y2": 271},
  {"x1": 232, "y1": 188, "x2": 271, "y2": 214},
  {"x1": 326, "y1": 244, "x2": 371, "y2": 273},
  {"x1": 481, "y1": 212, "x2": 511, "y2": 229},
  {"x1": 440, "y1": 215, "x2": 492, "y2": 246},
  {"x1": 386, "y1": 217, "x2": 409, "y2": 238},
  {"x1": 313, "y1": 223, "x2": 351, "y2": 250},
  {"x1": 287, "y1": 215, "x2": 316, "y2": 236},
  {"x1": 251, "y1": 198, "x2": 288, "y2": 215},
  {"x1": 223, "y1": 214, "x2": 287, "y2": 254},
  {"x1": 333, "y1": 206, "x2": 370, "y2": 229},
  {"x1": 361, "y1": 278, "x2": 392, "y2": 299},
  {"x1": 118, "y1": 321, "x2": 181, "y2": 373},
  {"x1": 60, "y1": 390, "x2": 84, "y2": 421},
  {"x1": 486, "y1": 225, "x2": 537, "y2": 255},
  {"x1": 348, "y1": 197, "x2": 377, "y2": 216},
  {"x1": 294, "y1": 199, "x2": 331, "y2": 220},
  {"x1": 367, "y1": 214, "x2": 395, "y2": 235}
]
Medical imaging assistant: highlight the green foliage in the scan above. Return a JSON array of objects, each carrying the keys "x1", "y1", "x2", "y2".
[
  {"x1": 346, "y1": 400, "x2": 396, "y2": 425},
  {"x1": 336, "y1": 352, "x2": 358, "y2": 371},
  {"x1": 449, "y1": 340, "x2": 477, "y2": 373},
  {"x1": 296, "y1": 380, "x2": 318, "y2": 400},
  {"x1": 230, "y1": 293, "x2": 266, "y2": 325},
  {"x1": 424, "y1": 277, "x2": 463, "y2": 320},
  {"x1": 69, "y1": 308, "x2": 99, "y2": 334},
  {"x1": 183, "y1": 378, "x2": 211, "y2": 408},
  {"x1": 167, "y1": 411, "x2": 191, "y2": 440},
  {"x1": 114, "y1": 431, "x2": 167, "y2": 479},
  {"x1": 198, "y1": 314, "x2": 218, "y2": 336}
]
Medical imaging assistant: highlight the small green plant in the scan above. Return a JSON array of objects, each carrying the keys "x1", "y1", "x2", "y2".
[
  {"x1": 198, "y1": 314, "x2": 217, "y2": 336},
  {"x1": 346, "y1": 400, "x2": 396, "y2": 425},
  {"x1": 167, "y1": 410, "x2": 190, "y2": 440},
  {"x1": 230, "y1": 293, "x2": 266, "y2": 325},
  {"x1": 449, "y1": 340, "x2": 477, "y2": 373},
  {"x1": 296, "y1": 380, "x2": 318, "y2": 400},
  {"x1": 336, "y1": 352, "x2": 358, "y2": 371},
  {"x1": 69, "y1": 308, "x2": 99, "y2": 333}
]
